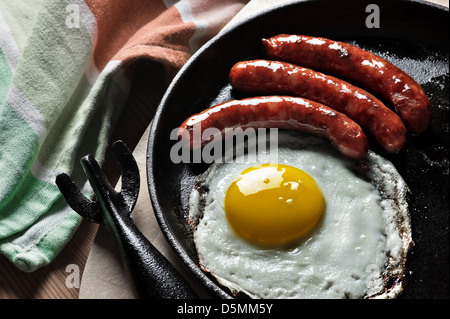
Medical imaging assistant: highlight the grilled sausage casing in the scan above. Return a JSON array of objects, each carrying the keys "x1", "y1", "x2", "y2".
[
  {"x1": 229, "y1": 59, "x2": 407, "y2": 153},
  {"x1": 262, "y1": 34, "x2": 431, "y2": 134},
  {"x1": 179, "y1": 96, "x2": 368, "y2": 159}
]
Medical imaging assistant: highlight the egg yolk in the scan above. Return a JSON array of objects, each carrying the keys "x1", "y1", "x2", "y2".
[{"x1": 224, "y1": 163, "x2": 325, "y2": 246}]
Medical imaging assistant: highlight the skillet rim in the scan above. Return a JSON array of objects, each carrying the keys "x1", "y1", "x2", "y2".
[{"x1": 147, "y1": 0, "x2": 449, "y2": 299}]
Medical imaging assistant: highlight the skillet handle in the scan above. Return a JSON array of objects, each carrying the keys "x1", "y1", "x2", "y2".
[
  {"x1": 109, "y1": 212, "x2": 199, "y2": 299},
  {"x1": 78, "y1": 143, "x2": 198, "y2": 299},
  {"x1": 56, "y1": 140, "x2": 198, "y2": 299}
]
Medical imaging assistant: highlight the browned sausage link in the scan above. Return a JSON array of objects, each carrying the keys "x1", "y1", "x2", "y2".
[
  {"x1": 178, "y1": 96, "x2": 369, "y2": 159},
  {"x1": 262, "y1": 34, "x2": 431, "y2": 134},
  {"x1": 229, "y1": 59, "x2": 407, "y2": 153}
]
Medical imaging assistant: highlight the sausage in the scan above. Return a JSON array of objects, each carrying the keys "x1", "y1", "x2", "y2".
[
  {"x1": 178, "y1": 96, "x2": 369, "y2": 159},
  {"x1": 262, "y1": 34, "x2": 431, "y2": 134},
  {"x1": 229, "y1": 59, "x2": 407, "y2": 153}
]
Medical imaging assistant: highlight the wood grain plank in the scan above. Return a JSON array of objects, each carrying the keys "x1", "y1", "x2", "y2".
[
  {"x1": 0, "y1": 59, "x2": 167, "y2": 299},
  {"x1": 0, "y1": 220, "x2": 98, "y2": 299}
]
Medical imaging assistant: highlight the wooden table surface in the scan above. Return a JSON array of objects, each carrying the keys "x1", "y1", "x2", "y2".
[
  {"x1": 0, "y1": 60, "x2": 164, "y2": 299},
  {"x1": 1, "y1": 0, "x2": 448, "y2": 299},
  {"x1": 0, "y1": 221, "x2": 98, "y2": 298}
]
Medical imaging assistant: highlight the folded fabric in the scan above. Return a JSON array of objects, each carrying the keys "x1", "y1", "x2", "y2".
[{"x1": 0, "y1": 0, "x2": 247, "y2": 272}]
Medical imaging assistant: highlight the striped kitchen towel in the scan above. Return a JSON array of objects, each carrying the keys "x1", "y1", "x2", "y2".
[{"x1": 0, "y1": 0, "x2": 247, "y2": 272}]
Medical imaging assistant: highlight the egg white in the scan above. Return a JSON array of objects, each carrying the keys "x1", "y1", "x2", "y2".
[{"x1": 188, "y1": 131, "x2": 412, "y2": 299}]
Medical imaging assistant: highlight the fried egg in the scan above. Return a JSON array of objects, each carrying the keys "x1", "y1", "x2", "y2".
[{"x1": 188, "y1": 131, "x2": 412, "y2": 299}]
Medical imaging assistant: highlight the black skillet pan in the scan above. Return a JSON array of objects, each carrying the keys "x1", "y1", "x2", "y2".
[{"x1": 147, "y1": 0, "x2": 449, "y2": 299}]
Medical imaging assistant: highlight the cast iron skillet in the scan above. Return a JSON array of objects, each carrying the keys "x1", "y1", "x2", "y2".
[{"x1": 147, "y1": 0, "x2": 449, "y2": 299}]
